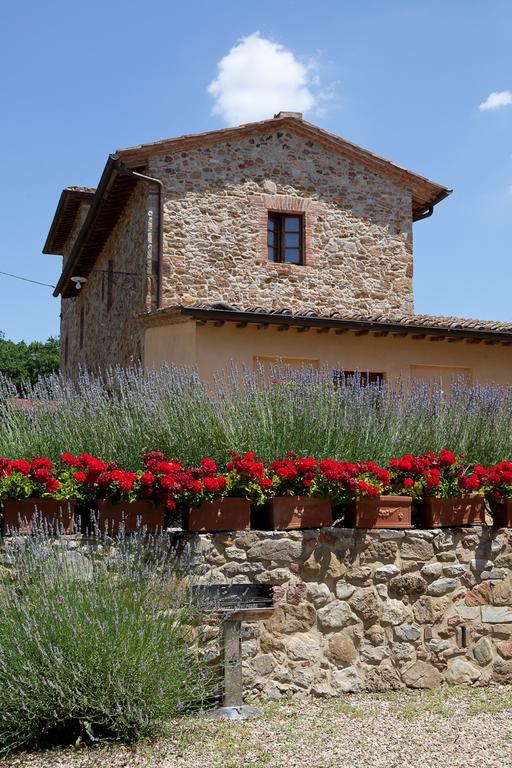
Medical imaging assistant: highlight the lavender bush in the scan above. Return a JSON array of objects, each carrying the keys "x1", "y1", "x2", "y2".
[
  {"x1": 0, "y1": 533, "x2": 216, "y2": 753},
  {"x1": 1, "y1": 364, "x2": 512, "y2": 466}
]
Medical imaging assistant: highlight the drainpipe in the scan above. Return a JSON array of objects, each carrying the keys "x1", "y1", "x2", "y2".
[
  {"x1": 414, "y1": 204, "x2": 434, "y2": 222},
  {"x1": 112, "y1": 157, "x2": 164, "y2": 308}
]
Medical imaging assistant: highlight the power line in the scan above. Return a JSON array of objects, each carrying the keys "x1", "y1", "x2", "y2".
[{"x1": 0, "y1": 271, "x2": 56, "y2": 289}]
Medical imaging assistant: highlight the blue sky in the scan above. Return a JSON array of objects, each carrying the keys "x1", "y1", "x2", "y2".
[{"x1": 1, "y1": 0, "x2": 511, "y2": 342}]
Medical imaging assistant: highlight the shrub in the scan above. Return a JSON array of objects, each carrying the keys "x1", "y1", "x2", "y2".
[
  {"x1": 2, "y1": 363, "x2": 512, "y2": 467},
  {"x1": 0, "y1": 533, "x2": 216, "y2": 754}
]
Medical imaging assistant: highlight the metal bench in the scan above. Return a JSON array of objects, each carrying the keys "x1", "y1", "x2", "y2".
[{"x1": 193, "y1": 584, "x2": 275, "y2": 719}]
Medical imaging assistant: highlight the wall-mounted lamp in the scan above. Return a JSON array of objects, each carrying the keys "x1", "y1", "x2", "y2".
[
  {"x1": 70, "y1": 269, "x2": 138, "y2": 290},
  {"x1": 70, "y1": 275, "x2": 87, "y2": 290}
]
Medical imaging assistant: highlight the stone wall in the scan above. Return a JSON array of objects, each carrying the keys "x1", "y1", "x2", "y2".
[
  {"x1": 59, "y1": 184, "x2": 150, "y2": 374},
  {"x1": 149, "y1": 127, "x2": 414, "y2": 316},
  {"x1": 181, "y1": 527, "x2": 512, "y2": 698}
]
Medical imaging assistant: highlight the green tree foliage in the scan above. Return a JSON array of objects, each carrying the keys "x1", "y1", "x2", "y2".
[{"x1": 0, "y1": 332, "x2": 59, "y2": 389}]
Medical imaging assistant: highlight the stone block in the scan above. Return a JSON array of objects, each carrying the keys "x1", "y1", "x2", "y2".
[
  {"x1": 481, "y1": 606, "x2": 512, "y2": 624},
  {"x1": 360, "y1": 540, "x2": 398, "y2": 564},
  {"x1": 365, "y1": 664, "x2": 402, "y2": 691},
  {"x1": 445, "y1": 659, "x2": 480, "y2": 684},
  {"x1": 420, "y1": 563, "x2": 443, "y2": 579},
  {"x1": 375, "y1": 564, "x2": 400, "y2": 581},
  {"x1": 493, "y1": 658, "x2": 512, "y2": 683},
  {"x1": 265, "y1": 602, "x2": 317, "y2": 635},
  {"x1": 335, "y1": 581, "x2": 356, "y2": 600},
  {"x1": 389, "y1": 574, "x2": 427, "y2": 599},
  {"x1": 394, "y1": 624, "x2": 421, "y2": 642},
  {"x1": 285, "y1": 633, "x2": 321, "y2": 662},
  {"x1": 400, "y1": 538, "x2": 435, "y2": 561},
  {"x1": 349, "y1": 587, "x2": 382, "y2": 623},
  {"x1": 247, "y1": 538, "x2": 302, "y2": 563},
  {"x1": 401, "y1": 660, "x2": 442, "y2": 689},
  {"x1": 381, "y1": 599, "x2": 412, "y2": 626},
  {"x1": 317, "y1": 600, "x2": 357, "y2": 630},
  {"x1": 426, "y1": 578, "x2": 459, "y2": 596},
  {"x1": 331, "y1": 666, "x2": 361, "y2": 693},
  {"x1": 413, "y1": 596, "x2": 449, "y2": 624},
  {"x1": 307, "y1": 582, "x2": 332, "y2": 607},
  {"x1": 472, "y1": 637, "x2": 493, "y2": 666},
  {"x1": 325, "y1": 632, "x2": 357, "y2": 667},
  {"x1": 302, "y1": 546, "x2": 346, "y2": 579}
]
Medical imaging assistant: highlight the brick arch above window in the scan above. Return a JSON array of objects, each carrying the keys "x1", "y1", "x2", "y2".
[{"x1": 250, "y1": 193, "x2": 322, "y2": 268}]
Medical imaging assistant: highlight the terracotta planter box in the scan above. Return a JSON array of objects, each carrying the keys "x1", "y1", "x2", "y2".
[
  {"x1": 260, "y1": 496, "x2": 332, "y2": 530},
  {"x1": 96, "y1": 500, "x2": 164, "y2": 534},
  {"x1": 491, "y1": 499, "x2": 512, "y2": 528},
  {"x1": 3, "y1": 498, "x2": 75, "y2": 534},
  {"x1": 421, "y1": 496, "x2": 486, "y2": 528},
  {"x1": 344, "y1": 495, "x2": 412, "y2": 529},
  {"x1": 183, "y1": 498, "x2": 251, "y2": 532}
]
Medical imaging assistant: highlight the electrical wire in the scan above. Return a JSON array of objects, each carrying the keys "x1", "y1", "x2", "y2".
[{"x1": 0, "y1": 270, "x2": 55, "y2": 289}]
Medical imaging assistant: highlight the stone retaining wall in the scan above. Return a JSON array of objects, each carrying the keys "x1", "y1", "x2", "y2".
[{"x1": 181, "y1": 527, "x2": 512, "y2": 697}]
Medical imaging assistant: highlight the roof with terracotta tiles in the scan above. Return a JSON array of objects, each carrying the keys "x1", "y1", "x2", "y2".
[
  {"x1": 117, "y1": 113, "x2": 450, "y2": 217},
  {"x1": 139, "y1": 302, "x2": 512, "y2": 342}
]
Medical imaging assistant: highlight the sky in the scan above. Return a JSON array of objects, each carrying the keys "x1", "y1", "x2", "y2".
[{"x1": 0, "y1": 0, "x2": 511, "y2": 342}]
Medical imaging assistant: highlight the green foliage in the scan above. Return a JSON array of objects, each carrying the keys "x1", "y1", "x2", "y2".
[
  {"x1": 0, "y1": 332, "x2": 59, "y2": 391},
  {"x1": 0, "y1": 472, "x2": 33, "y2": 500},
  {"x1": 1, "y1": 364, "x2": 512, "y2": 468},
  {"x1": 0, "y1": 534, "x2": 216, "y2": 754}
]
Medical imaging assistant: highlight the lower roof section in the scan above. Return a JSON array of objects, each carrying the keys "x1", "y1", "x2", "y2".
[{"x1": 138, "y1": 303, "x2": 512, "y2": 345}]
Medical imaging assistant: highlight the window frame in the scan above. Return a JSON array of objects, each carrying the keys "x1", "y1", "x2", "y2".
[
  {"x1": 267, "y1": 212, "x2": 304, "y2": 265},
  {"x1": 333, "y1": 370, "x2": 386, "y2": 388},
  {"x1": 107, "y1": 259, "x2": 114, "y2": 312},
  {"x1": 79, "y1": 307, "x2": 84, "y2": 350}
]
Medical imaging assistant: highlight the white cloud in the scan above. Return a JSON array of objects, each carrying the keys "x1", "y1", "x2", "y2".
[
  {"x1": 208, "y1": 33, "x2": 327, "y2": 125},
  {"x1": 478, "y1": 91, "x2": 512, "y2": 111}
]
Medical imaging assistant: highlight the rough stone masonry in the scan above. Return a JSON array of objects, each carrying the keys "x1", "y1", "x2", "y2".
[{"x1": 181, "y1": 526, "x2": 512, "y2": 698}]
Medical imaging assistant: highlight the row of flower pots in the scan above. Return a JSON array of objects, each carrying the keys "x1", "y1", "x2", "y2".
[
  {"x1": 2, "y1": 492, "x2": 510, "y2": 534},
  {"x1": 1, "y1": 499, "x2": 164, "y2": 535},
  {"x1": 1, "y1": 450, "x2": 512, "y2": 533}
]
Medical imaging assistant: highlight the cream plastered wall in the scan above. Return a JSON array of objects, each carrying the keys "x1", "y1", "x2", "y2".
[
  {"x1": 144, "y1": 320, "x2": 197, "y2": 370},
  {"x1": 143, "y1": 320, "x2": 512, "y2": 385}
]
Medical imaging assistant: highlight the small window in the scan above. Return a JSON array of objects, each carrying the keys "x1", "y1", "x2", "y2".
[
  {"x1": 268, "y1": 213, "x2": 303, "y2": 264},
  {"x1": 107, "y1": 259, "x2": 114, "y2": 311},
  {"x1": 333, "y1": 370, "x2": 385, "y2": 387},
  {"x1": 79, "y1": 308, "x2": 84, "y2": 350},
  {"x1": 64, "y1": 335, "x2": 68, "y2": 366}
]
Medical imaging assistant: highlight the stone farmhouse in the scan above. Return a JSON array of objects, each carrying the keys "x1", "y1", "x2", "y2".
[{"x1": 45, "y1": 112, "x2": 512, "y2": 385}]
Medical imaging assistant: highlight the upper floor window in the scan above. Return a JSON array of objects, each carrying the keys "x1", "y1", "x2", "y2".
[{"x1": 267, "y1": 213, "x2": 303, "y2": 264}]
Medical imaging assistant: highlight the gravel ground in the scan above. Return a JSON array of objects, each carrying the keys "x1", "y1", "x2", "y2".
[{"x1": 2, "y1": 687, "x2": 512, "y2": 768}]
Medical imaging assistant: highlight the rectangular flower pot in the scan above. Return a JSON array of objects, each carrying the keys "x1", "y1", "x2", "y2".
[
  {"x1": 260, "y1": 496, "x2": 332, "y2": 530},
  {"x1": 183, "y1": 498, "x2": 251, "y2": 532},
  {"x1": 420, "y1": 496, "x2": 486, "y2": 528},
  {"x1": 96, "y1": 500, "x2": 164, "y2": 534},
  {"x1": 490, "y1": 499, "x2": 512, "y2": 528},
  {"x1": 3, "y1": 498, "x2": 75, "y2": 534},
  {"x1": 344, "y1": 495, "x2": 412, "y2": 529}
]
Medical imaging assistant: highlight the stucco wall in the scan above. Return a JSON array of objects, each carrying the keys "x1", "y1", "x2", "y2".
[
  {"x1": 143, "y1": 320, "x2": 512, "y2": 385},
  {"x1": 182, "y1": 526, "x2": 512, "y2": 697},
  {"x1": 149, "y1": 127, "x2": 414, "y2": 316},
  {"x1": 59, "y1": 185, "x2": 150, "y2": 374}
]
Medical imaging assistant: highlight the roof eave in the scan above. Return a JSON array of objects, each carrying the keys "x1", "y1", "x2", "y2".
[
  {"x1": 175, "y1": 307, "x2": 512, "y2": 343},
  {"x1": 43, "y1": 188, "x2": 95, "y2": 256},
  {"x1": 116, "y1": 115, "x2": 451, "y2": 213},
  {"x1": 52, "y1": 156, "x2": 119, "y2": 296}
]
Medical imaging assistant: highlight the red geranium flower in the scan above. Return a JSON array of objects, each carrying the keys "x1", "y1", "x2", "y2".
[{"x1": 9, "y1": 460, "x2": 30, "y2": 475}]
